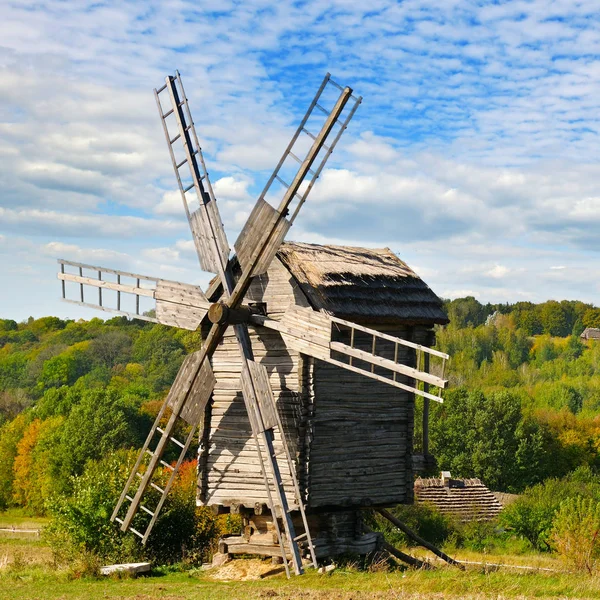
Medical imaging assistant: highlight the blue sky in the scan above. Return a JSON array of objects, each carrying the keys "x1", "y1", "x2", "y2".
[{"x1": 1, "y1": 0, "x2": 600, "y2": 321}]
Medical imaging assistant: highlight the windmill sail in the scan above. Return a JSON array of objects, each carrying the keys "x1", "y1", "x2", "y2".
[
  {"x1": 251, "y1": 306, "x2": 448, "y2": 402},
  {"x1": 235, "y1": 73, "x2": 361, "y2": 277},
  {"x1": 155, "y1": 72, "x2": 230, "y2": 277},
  {"x1": 58, "y1": 259, "x2": 209, "y2": 330}
]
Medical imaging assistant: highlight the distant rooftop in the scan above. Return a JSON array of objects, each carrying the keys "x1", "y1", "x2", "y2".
[
  {"x1": 581, "y1": 328, "x2": 600, "y2": 340},
  {"x1": 414, "y1": 473, "x2": 503, "y2": 522}
]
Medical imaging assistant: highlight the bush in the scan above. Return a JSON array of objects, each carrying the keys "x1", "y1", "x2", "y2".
[
  {"x1": 551, "y1": 496, "x2": 600, "y2": 574},
  {"x1": 502, "y1": 467, "x2": 600, "y2": 551},
  {"x1": 45, "y1": 449, "x2": 145, "y2": 565},
  {"x1": 46, "y1": 451, "x2": 224, "y2": 567}
]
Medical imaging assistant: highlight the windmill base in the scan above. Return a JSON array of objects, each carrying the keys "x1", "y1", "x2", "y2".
[{"x1": 216, "y1": 509, "x2": 382, "y2": 562}]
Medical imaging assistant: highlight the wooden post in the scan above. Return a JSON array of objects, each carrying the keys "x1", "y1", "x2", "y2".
[
  {"x1": 423, "y1": 353, "x2": 430, "y2": 456},
  {"x1": 377, "y1": 509, "x2": 464, "y2": 570}
]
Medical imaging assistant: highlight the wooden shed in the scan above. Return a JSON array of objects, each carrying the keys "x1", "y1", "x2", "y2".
[
  {"x1": 415, "y1": 473, "x2": 504, "y2": 522},
  {"x1": 581, "y1": 327, "x2": 600, "y2": 341},
  {"x1": 199, "y1": 242, "x2": 448, "y2": 558}
]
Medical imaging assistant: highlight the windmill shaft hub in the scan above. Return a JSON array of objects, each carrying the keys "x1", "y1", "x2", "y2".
[{"x1": 208, "y1": 302, "x2": 256, "y2": 325}]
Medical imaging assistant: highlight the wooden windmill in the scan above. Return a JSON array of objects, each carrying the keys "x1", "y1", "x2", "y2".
[{"x1": 57, "y1": 72, "x2": 449, "y2": 576}]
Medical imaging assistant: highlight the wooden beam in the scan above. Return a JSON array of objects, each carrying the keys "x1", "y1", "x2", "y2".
[
  {"x1": 377, "y1": 509, "x2": 464, "y2": 570},
  {"x1": 57, "y1": 259, "x2": 159, "y2": 283},
  {"x1": 423, "y1": 353, "x2": 430, "y2": 456},
  {"x1": 58, "y1": 272, "x2": 155, "y2": 297},
  {"x1": 331, "y1": 316, "x2": 449, "y2": 360},
  {"x1": 330, "y1": 342, "x2": 447, "y2": 389}
]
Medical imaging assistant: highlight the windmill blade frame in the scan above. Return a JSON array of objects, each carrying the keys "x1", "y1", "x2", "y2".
[
  {"x1": 57, "y1": 259, "x2": 210, "y2": 330},
  {"x1": 105, "y1": 72, "x2": 361, "y2": 576},
  {"x1": 155, "y1": 72, "x2": 230, "y2": 281},
  {"x1": 251, "y1": 306, "x2": 449, "y2": 403}
]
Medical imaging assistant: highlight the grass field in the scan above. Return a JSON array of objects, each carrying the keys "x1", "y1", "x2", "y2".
[
  {"x1": 2, "y1": 509, "x2": 599, "y2": 600},
  {"x1": 3, "y1": 562, "x2": 600, "y2": 600}
]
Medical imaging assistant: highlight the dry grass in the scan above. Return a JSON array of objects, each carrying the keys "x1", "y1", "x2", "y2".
[
  {"x1": 2, "y1": 556, "x2": 600, "y2": 600},
  {"x1": 412, "y1": 547, "x2": 563, "y2": 572}
]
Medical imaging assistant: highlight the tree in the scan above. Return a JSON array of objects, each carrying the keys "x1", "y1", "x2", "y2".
[
  {"x1": 513, "y1": 303, "x2": 543, "y2": 336},
  {"x1": 88, "y1": 332, "x2": 132, "y2": 369},
  {"x1": 37, "y1": 342, "x2": 92, "y2": 392},
  {"x1": 540, "y1": 301, "x2": 570, "y2": 337},
  {"x1": 0, "y1": 319, "x2": 18, "y2": 332},
  {"x1": 0, "y1": 414, "x2": 28, "y2": 509},
  {"x1": 132, "y1": 325, "x2": 185, "y2": 391},
  {"x1": 551, "y1": 496, "x2": 600, "y2": 573},
  {"x1": 12, "y1": 416, "x2": 63, "y2": 513},
  {"x1": 52, "y1": 388, "x2": 144, "y2": 489},
  {"x1": 583, "y1": 308, "x2": 600, "y2": 330},
  {"x1": 0, "y1": 389, "x2": 29, "y2": 422},
  {"x1": 0, "y1": 352, "x2": 28, "y2": 390},
  {"x1": 430, "y1": 388, "x2": 556, "y2": 492},
  {"x1": 444, "y1": 297, "x2": 489, "y2": 328}
]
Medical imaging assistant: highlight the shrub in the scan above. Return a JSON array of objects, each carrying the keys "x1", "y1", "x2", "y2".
[
  {"x1": 551, "y1": 496, "x2": 600, "y2": 574},
  {"x1": 46, "y1": 451, "x2": 223, "y2": 567},
  {"x1": 372, "y1": 503, "x2": 456, "y2": 548},
  {"x1": 45, "y1": 449, "x2": 145, "y2": 565},
  {"x1": 501, "y1": 467, "x2": 600, "y2": 551}
]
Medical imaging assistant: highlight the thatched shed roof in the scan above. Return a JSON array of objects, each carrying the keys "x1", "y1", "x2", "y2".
[
  {"x1": 581, "y1": 327, "x2": 600, "y2": 340},
  {"x1": 277, "y1": 242, "x2": 448, "y2": 325},
  {"x1": 414, "y1": 476, "x2": 503, "y2": 522}
]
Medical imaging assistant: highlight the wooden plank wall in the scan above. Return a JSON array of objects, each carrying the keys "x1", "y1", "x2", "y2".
[
  {"x1": 200, "y1": 255, "x2": 434, "y2": 512},
  {"x1": 200, "y1": 258, "x2": 311, "y2": 508},
  {"x1": 306, "y1": 324, "x2": 432, "y2": 508}
]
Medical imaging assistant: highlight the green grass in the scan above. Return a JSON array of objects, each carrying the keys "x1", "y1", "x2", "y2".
[
  {"x1": 0, "y1": 508, "x2": 597, "y2": 600},
  {"x1": 0, "y1": 508, "x2": 49, "y2": 530},
  {"x1": 2, "y1": 564, "x2": 600, "y2": 600}
]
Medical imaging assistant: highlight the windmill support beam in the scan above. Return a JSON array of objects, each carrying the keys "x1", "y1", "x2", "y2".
[{"x1": 377, "y1": 509, "x2": 464, "y2": 570}]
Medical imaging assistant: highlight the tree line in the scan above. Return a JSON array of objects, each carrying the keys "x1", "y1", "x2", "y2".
[{"x1": 1, "y1": 296, "x2": 600, "y2": 565}]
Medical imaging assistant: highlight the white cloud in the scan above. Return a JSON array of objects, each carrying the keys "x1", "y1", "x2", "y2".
[
  {"x1": 2, "y1": 0, "x2": 600, "y2": 319},
  {"x1": 486, "y1": 265, "x2": 510, "y2": 279},
  {"x1": 154, "y1": 191, "x2": 182, "y2": 216},
  {"x1": 0, "y1": 207, "x2": 184, "y2": 239}
]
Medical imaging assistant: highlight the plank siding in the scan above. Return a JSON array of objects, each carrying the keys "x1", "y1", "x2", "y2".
[
  {"x1": 307, "y1": 324, "x2": 415, "y2": 508},
  {"x1": 200, "y1": 256, "x2": 432, "y2": 512},
  {"x1": 202, "y1": 258, "x2": 309, "y2": 508}
]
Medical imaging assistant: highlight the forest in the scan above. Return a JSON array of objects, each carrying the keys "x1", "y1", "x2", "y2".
[{"x1": 1, "y1": 296, "x2": 600, "y2": 573}]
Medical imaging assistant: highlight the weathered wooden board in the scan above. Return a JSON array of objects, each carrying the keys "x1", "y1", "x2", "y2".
[
  {"x1": 58, "y1": 272, "x2": 155, "y2": 297},
  {"x1": 189, "y1": 201, "x2": 230, "y2": 274},
  {"x1": 155, "y1": 280, "x2": 209, "y2": 330},
  {"x1": 58, "y1": 261, "x2": 210, "y2": 330},
  {"x1": 234, "y1": 198, "x2": 290, "y2": 277},
  {"x1": 166, "y1": 352, "x2": 215, "y2": 424}
]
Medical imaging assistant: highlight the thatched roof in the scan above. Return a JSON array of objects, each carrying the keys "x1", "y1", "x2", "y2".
[
  {"x1": 206, "y1": 241, "x2": 448, "y2": 325},
  {"x1": 277, "y1": 242, "x2": 448, "y2": 325},
  {"x1": 414, "y1": 476, "x2": 503, "y2": 522},
  {"x1": 581, "y1": 327, "x2": 600, "y2": 340}
]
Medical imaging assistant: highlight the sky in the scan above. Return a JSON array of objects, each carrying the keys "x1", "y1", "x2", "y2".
[{"x1": 1, "y1": 0, "x2": 600, "y2": 322}]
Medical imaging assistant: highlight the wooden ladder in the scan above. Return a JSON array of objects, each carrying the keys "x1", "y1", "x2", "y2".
[
  {"x1": 256, "y1": 73, "x2": 362, "y2": 225},
  {"x1": 111, "y1": 350, "x2": 214, "y2": 543},
  {"x1": 111, "y1": 401, "x2": 199, "y2": 543},
  {"x1": 239, "y1": 358, "x2": 318, "y2": 575}
]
